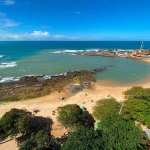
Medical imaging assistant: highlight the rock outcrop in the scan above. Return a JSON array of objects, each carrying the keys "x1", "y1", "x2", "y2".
[{"x1": 0, "y1": 66, "x2": 112, "y2": 101}]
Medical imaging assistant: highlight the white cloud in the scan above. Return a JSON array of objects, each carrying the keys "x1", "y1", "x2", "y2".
[
  {"x1": 30, "y1": 31, "x2": 50, "y2": 37},
  {"x1": 53, "y1": 34, "x2": 86, "y2": 40},
  {"x1": 0, "y1": 12, "x2": 20, "y2": 27},
  {"x1": 0, "y1": 30, "x2": 93, "y2": 41},
  {"x1": 0, "y1": 30, "x2": 149, "y2": 41},
  {"x1": 0, "y1": 0, "x2": 15, "y2": 5},
  {"x1": 0, "y1": 30, "x2": 20, "y2": 40},
  {"x1": 0, "y1": 12, "x2": 6, "y2": 17},
  {"x1": 0, "y1": 19, "x2": 20, "y2": 27},
  {"x1": 75, "y1": 11, "x2": 81, "y2": 15},
  {"x1": 53, "y1": 34, "x2": 67, "y2": 39}
]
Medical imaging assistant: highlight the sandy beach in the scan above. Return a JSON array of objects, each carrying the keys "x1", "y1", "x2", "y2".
[{"x1": 0, "y1": 79, "x2": 150, "y2": 150}]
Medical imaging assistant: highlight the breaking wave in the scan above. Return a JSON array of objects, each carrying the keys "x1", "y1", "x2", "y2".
[
  {"x1": 0, "y1": 62, "x2": 17, "y2": 68},
  {"x1": 51, "y1": 49, "x2": 100, "y2": 54},
  {"x1": 0, "y1": 76, "x2": 20, "y2": 83},
  {"x1": 0, "y1": 72, "x2": 69, "y2": 83}
]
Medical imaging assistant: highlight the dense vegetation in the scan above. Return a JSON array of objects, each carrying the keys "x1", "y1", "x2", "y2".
[
  {"x1": 57, "y1": 104, "x2": 87, "y2": 129},
  {"x1": 61, "y1": 126, "x2": 103, "y2": 150},
  {"x1": 19, "y1": 130, "x2": 55, "y2": 150},
  {"x1": 122, "y1": 98, "x2": 150, "y2": 128},
  {"x1": 92, "y1": 98, "x2": 120, "y2": 120},
  {"x1": 0, "y1": 86, "x2": 150, "y2": 150},
  {"x1": 0, "y1": 108, "x2": 32, "y2": 141},
  {"x1": 122, "y1": 86, "x2": 150, "y2": 128},
  {"x1": 100, "y1": 113, "x2": 148, "y2": 150},
  {"x1": 62, "y1": 113, "x2": 148, "y2": 150},
  {"x1": 123, "y1": 86, "x2": 150, "y2": 100}
]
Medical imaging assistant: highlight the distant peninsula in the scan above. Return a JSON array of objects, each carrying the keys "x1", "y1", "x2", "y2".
[{"x1": 65, "y1": 49, "x2": 150, "y2": 62}]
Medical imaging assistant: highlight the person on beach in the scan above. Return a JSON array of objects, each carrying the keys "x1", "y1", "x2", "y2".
[
  {"x1": 33, "y1": 109, "x2": 38, "y2": 114},
  {"x1": 52, "y1": 110, "x2": 55, "y2": 115},
  {"x1": 59, "y1": 96, "x2": 64, "y2": 100}
]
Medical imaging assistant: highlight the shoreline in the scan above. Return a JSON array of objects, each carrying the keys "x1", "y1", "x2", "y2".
[
  {"x1": 0, "y1": 78, "x2": 150, "y2": 150},
  {"x1": 0, "y1": 67, "x2": 150, "y2": 102},
  {"x1": 65, "y1": 49, "x2": 150, "y2": 64},
  {"x1": 0, "y1": 66, "x2": 112, "y2": 101},
  {"x1": 1, "y1": 78, "x2": 150, "y2": 116}
]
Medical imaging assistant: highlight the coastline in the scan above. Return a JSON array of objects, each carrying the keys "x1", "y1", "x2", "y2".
[
  {"x1": 65, "y1": 49, "x2": 150, "y2": 64},
  {"x1": 95, "y1": 74, "x2": 150, "y2": 89},
  {"x1": 127, "y1": 56, "x2": 150, "y2": 64},
  {"x1": 0, "y1": 77, "x2": 150, "y2": 150},
  {"x1": 0, "y1": 64, "x2": 149, "y2": 102},
  {"x1": 1, "y1": 77, "x2": 150, "y2": 117},
  {"x1": 0, "y1": 66, "x2": 112, "y2": 101},
  {"x1": 1, "y1": 53, "x2": 150, "y2": 150}
]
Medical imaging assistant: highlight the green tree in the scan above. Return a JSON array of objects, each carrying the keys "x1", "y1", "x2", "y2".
[
  {"x1": 61, "y1": 126, "x2": 103, "y2": 150},
  {"x1": 92, "y1": 98, "x2": 120, "y2": 120},
  {"x1": 19, "y1": 130, "x2": 55, "y2": 150},
  {"x1": 122, "y1": 98, "x2": 150, "y2": 128},
  {"x1": 123, "y1": 86, "x2": 150, "y2": 100},
  {"x1": 0, "y1": 108, "x2": 32, "y2": 141},
  {"x1": 100, "y1": 113, "x2": 148, "y2": 150},
  {"x1": 57, "y1": 104, "x2": 87, "y2": 129}
]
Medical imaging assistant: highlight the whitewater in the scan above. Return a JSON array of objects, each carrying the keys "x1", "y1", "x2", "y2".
[{"x1": 1, "y1": 41, "x2": 150, "y2": 84}]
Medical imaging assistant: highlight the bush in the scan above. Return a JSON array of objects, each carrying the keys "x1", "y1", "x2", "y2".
[
  {"x1": 61, "y1": 126, "x2": 103, "y2": 150},
  {"x1": 57, "y1": 104, "x2": 87, "y2": 129},
  {"x1": 92, "y1": 98, "x2": 120, "y2": 120},
  {"x1": 100, "y1": 113, "x2": 148, "y2": 150},
  {"x1": 19, "y1": 130, "x2": 55, "y2": 150},
  {"x1": 122, "y1": 98, "x2": 150, "y2": 128},
  {"x1": 0, "y1": 108, "x2": 32, "y2": 141},
  {"x1": 123, "y1": 86, "x2": 150, "y2": 100}
]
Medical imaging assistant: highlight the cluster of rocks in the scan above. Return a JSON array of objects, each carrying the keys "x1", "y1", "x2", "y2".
[
  {"x1": 66, "y1": 51, "x2": 117, "y2": 57},
  {"x1": 0, "y1": 66, "x2": 112, "y2": 101}
]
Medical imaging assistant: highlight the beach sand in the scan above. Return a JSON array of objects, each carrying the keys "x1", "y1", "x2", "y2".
[{"x1": 0, "y1": 80, "x2": 150, "y2": 150}]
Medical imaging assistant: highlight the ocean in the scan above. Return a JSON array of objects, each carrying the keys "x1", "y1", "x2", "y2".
[{"x1": 0, "y1": 41, "x2": 150, "y2": 84}]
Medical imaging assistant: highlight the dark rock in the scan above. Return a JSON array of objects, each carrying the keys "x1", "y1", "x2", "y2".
[{"x1": 0, "y1": 66, "x2": 113, "y2": 101}]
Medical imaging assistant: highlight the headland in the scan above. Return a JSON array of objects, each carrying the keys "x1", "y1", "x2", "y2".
[{"x1": 65, "y1": 49, "x2": 150, "y2": 62}]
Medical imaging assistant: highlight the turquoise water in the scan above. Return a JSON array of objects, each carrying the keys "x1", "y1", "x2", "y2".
[{"x1": 0, "y1": 41, "x2": 150, "y2": 84}]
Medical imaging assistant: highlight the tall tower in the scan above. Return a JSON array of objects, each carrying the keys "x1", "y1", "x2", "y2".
[{"x1": 140, "y1": 41, "x2": 144, "y2": 50}]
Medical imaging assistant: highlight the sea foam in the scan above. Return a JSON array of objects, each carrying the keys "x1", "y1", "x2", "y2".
[
  {"x1": 0, "y1": 77, "x2": 20, "y2": 83},
  {"x1": 52, "y1": 51, "x2": 62, "y2": 54},
  {"x1": 0, "y1": 55, "x2": 4, "y2": 58},
  {"x1": 52, "y1": 50, "x2": 80, "y2": 54},
  {"x1": 0, "y1": 62, "x2": 17, "y2": 68},
  {"x1": 52, "y1": 49, "x2": 98, "y2": 54}
]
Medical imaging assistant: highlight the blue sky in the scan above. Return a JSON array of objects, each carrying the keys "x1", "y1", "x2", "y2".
[{"x1": 0, "y1": 0, "x2": 150, "y2": 41}]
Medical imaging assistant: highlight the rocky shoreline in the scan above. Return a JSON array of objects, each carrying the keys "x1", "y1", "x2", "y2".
[
  {"x1": 65, "y1": 50, "x2": 150, "y2": 61},
  {"x1": 0, "y1": 66, "x2": 112, "y2": 101},
  {"x1": 66, "y1": 51, "x2": 117, "y2": 57}
]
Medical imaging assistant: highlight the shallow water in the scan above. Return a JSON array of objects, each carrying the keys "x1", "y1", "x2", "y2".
[{"x1": 0, "y1": 41, "x2": 150, "y2": 84}]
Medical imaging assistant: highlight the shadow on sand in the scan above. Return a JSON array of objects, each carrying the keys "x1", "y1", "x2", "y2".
[{"x1": 16, "y1": 116, "x2": 53, "y2": 146}]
